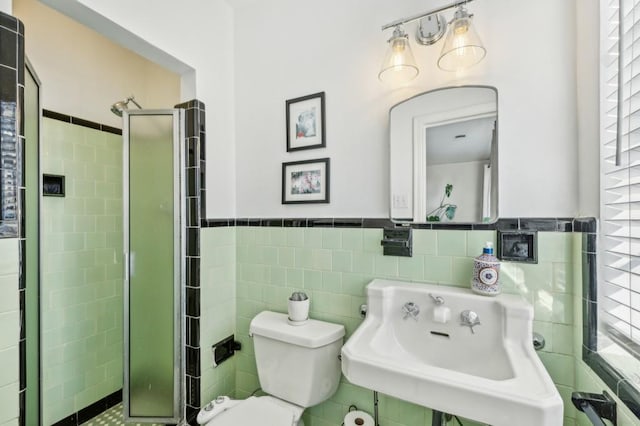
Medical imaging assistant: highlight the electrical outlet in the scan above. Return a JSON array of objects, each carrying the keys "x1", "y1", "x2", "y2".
[{"x1": 393, "y1": 194, "x2": 408, "y2": 209}]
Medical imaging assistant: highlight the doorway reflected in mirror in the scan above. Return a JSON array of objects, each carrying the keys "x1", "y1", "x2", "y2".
[{"x1": 389, "y1": 86, "x2": 498, "y2": 224}]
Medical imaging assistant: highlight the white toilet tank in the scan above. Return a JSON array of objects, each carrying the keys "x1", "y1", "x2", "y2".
[{"x1": 249, "y1": 311, "x2": 345, "y2": 408}]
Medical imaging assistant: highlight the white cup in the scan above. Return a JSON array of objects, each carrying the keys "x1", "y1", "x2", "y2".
[{"x1": 288, "y1": 298, "x2": 310, "y2": 322}]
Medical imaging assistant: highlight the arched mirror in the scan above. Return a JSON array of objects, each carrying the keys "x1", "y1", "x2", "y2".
[{"x1": 389, "y1": 86, "x2": 498, "y2": 224}]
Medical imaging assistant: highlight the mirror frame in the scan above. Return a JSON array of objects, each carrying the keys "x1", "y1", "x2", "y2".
[{"x1": 389, "y1": 85, "x2": 499, "y2": 225}]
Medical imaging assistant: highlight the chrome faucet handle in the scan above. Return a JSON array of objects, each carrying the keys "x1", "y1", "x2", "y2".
[
  {"x1": 402, "y1": 302, "x2": 420, "y2": 320},
  {"x1": 430, "y1": 294, "x2": 445, "y2": 305},
  {"x1": 460, "y1": 310, "x2": 481, "y2": 334}
]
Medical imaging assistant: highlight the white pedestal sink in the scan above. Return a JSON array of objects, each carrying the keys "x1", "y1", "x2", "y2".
[{"x1": 341, "y1": 279, "x2": 563, "y2": 426}]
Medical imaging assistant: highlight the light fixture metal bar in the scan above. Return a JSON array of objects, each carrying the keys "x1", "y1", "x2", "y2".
[{"x1": 381, "y1": 0, "x2": 474, "y2": 31}]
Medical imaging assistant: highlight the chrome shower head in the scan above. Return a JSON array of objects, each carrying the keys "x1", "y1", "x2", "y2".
[
  {"x1": 110, "y1": 96, "x2": 142, "y2": 116},
  {"x1": 110, "y1": 100, "x2": 127, "y2": 117}
]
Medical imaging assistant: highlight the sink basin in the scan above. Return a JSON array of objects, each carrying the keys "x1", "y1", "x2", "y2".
[{"x1": 341, "y1": 279, "x2": 563, "y2": 426}]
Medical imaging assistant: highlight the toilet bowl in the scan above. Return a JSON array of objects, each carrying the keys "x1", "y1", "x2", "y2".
[{"x1": 197, "y1": 311, "x2": 345, "y2": 426}]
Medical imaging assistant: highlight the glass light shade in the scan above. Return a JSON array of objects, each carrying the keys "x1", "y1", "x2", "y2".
[
  {"x1": 379, "y1": 26, "x2": 419, "y2": 84},
  {"x1": 437, "y1": 8, "x2": 486, "y2": 72}
]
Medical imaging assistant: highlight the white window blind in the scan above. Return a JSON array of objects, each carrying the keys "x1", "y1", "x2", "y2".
[{"x1": 601, "y1": 0, "x2": 640, "y2": 360}]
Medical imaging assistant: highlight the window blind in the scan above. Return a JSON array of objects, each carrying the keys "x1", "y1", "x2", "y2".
[{"x1": 601, "y1": 0, "x2": 640, "y2": 356}]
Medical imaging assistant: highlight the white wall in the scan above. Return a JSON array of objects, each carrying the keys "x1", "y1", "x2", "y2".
[
  {"x1": 232, "y1": 0, "x2": 580, "y2": 218},
  {"x1": 426, "y1": 161, "x2": 485, "y2": 222},
  {"x1": 39, "y1": 0, "x2": 588, "y2": 219},
  {"x1": 14, "y1": 0, "x2": 181, "y2": 128},
  {"x1": 0, "y1": 0, "x2": 11, "y2": 14},
  {"x1": 40, "y1": 0, "x2": 237, "y2": 218},
  {"x1": 576, "y1": 0, "x2": 600, "y2": 217}
]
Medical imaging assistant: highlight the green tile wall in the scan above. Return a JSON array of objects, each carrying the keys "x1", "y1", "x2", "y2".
[
  {"x1": 230, "y1": 227, "x2": 577, "y2": 426},
  {"x1": 200, "y1": 228, "x2": 237, "y2": 404},
  {"x1": 0, "y1": 238, "x2": 20, "y2": 425},
  {"x1": 203, "y1": 226, "x2": 640, "y2": 425},
  {"x1": 41, "y1": 118, "x2": 123, "y2": 425}
]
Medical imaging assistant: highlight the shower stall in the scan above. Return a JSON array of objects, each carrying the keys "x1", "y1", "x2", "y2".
[{"x1": 38, "y1": 101, "x2": 186, "y2": 425}]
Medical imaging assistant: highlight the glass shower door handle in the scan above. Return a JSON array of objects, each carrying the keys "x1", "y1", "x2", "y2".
[
  {"x1": 124, "y1": 253, "x2": 128, "y2": 281},
  {"x1": 130, "y1": 252, "x2": 136, "y2": 278},
  {"x1": 124, "y1": 252, "x2": 136, "y2": 279}
]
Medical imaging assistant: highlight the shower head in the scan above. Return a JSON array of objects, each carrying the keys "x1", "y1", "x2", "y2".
[
  {"x1": 110, "y1": 96, "x2": 143, "y2": 116},
  {"x1": 110, "y1": 100, "x2": 128, "y2": 117}
]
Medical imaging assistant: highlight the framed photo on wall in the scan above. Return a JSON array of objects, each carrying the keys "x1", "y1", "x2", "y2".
[
  {"x1": 497, "y1": 230, "x2": 538, "y2": 263},
  {"x1": 282, "y1": 158, "x2": 330, "y2": 204},
  {"x1": 286, "y1": 92, "x2": 325, "y2": 152}
]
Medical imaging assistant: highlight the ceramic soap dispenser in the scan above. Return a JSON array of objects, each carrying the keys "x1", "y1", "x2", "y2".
[{"x1": 471, "y1": 242, "x2": 501, "y2": 296}]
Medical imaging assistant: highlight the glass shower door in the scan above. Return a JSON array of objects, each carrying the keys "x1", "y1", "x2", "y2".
[{"x1": 123, "y1": 110, "x2": 184, "y2": 423}]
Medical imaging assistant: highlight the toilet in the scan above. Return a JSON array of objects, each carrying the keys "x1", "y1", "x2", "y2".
[{"x1": 197, "y1": 310, "x2": 345, "y2": 426}]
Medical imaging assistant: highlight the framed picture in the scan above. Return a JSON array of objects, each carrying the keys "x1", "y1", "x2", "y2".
[
  {"x1": 497, "y1": 231, "x2": 538, "y2": 263},
  {"x1": 282, "y1": 158, "x2": 330, "y2": 204},
  {"x1": 286, "y1": 92, "x2": 325, "y2": 152}
]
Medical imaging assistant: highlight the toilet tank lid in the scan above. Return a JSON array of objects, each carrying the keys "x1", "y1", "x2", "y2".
[{"x1": 250, "y1": 311, "x2": 345, "y2": 348}]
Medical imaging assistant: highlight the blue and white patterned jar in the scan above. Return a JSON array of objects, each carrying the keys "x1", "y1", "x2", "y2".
[{"x1": 471, "y1": 242, "x2": 501, "y2": 296}]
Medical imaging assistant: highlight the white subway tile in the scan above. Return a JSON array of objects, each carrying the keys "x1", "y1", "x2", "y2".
[
  {"x1": 0, "y1": 381, "x2": 19, "y2": 424},
  {"x1": 0, "y1": 346, "x2": 18, "y2": 387},
  {"x1": 0, "y1": 312, "x2": 19, "y2": 351},
  {"x1": 0, "y1": 240, "x2": 19, "y2": 276},
  {"x1": 0, "y1": 275, "x2": 18, "y2": 314}
]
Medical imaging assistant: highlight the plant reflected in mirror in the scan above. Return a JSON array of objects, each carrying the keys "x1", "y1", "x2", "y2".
[{"x1": 427, "y1": 183, "x2": 457, "y2": 222}]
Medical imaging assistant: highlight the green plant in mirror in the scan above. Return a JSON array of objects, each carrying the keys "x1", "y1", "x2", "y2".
[{"x1": 426, "y1": 183, "x2": 457, "y2": 222}]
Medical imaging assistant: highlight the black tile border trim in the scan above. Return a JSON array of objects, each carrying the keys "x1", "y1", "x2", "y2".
[
  {"x1": 43, "y1": 109, "x2": 122, "y2": 135},
  {"x1": 50, "y1": 389, "x2": 122, "y2": 426},
  {"x1": 1, "y1": 13, "x2": 28, "y2": 426},
  {"x1": 202, "y1": 217, "x2": 591, "y2": 232},
  {"x1": 0, "y1": 12, "x2": 23, "y2": 240},
  {"x1": 175, "y1": 99, "x2": 205, "y2": 425}
]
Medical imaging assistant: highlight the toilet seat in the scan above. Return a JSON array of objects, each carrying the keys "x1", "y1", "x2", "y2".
[{"x1": 205, "y1": 396, "x2": 302, "y2": 426}]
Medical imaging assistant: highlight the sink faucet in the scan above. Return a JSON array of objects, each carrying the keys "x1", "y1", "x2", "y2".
[
  {"x1": 402, "y1": 302, "x2": 420, "y2": 320},
  {"x1": 430, "y1": 293, "x2": 445, "y2": 305},
  {"x1": 460, "y1": 310, "x2": 481, "y2": 333}
]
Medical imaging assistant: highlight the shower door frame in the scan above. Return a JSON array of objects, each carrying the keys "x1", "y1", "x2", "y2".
[
  {"x1": 122, "y1": 109, "x2": 185, "y2": 424},
  {"x1": 26, "y1": 57, "x2": 42, "y2": 426}
]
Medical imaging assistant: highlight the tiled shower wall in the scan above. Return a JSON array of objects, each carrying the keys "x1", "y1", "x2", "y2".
[
  {"x1": 195, "y1": 226, "x2": 577, "y2": 425},
  {"x1": 40, "y1": 117, "x2": 123, "y2": 425},
  {"x1": 0, "y1": 239, "x2": 20, "y2": 425}
]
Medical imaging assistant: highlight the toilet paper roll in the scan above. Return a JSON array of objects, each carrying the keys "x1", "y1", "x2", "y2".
[{"x1": 344, "y1": 410, "x2": 374, "y2": 426}]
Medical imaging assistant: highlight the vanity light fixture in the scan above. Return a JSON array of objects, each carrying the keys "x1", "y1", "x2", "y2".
[
  {"x1": 378, "y1": 25, "x2": 420, "y2": 85},
  {"x1": 437, "y1": 6, "x2": 486, "y2": 71},
  {"x1": 379, "y1": 0, "x2": 485, "y2": 83}
]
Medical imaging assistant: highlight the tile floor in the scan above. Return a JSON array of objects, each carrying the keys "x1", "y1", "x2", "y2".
[{"x1": 80, "y1": 403, "x2": 164, "y2": 426}]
